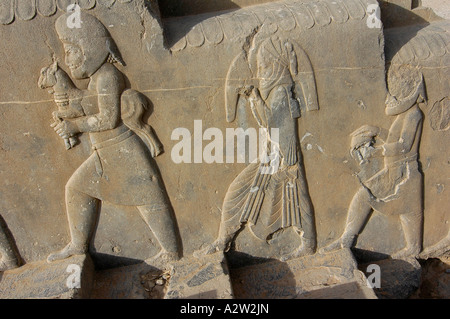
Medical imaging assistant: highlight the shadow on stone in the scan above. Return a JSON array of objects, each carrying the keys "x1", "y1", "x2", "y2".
[
  {"x1": 158, "y1": 0, "x2": 241, "y2": 18},
  {"x1": 185, "y1": 289, "x2": 218, "y2": 299},
  {"x1": 226, "y1": 251, "x2": 297, "y2": 299},
  {"x1": 90, "y1": 252, "x2": 145, "y2": 270},
  {"x1": 358, "y1": 257, "x2": 422, "y2": 299},
  {"x1": 226, "y1": 250, "x2": 281, "y2": 269},
  {"x1": 381, "y1": 2, "x2": 431, "y2": 64},
  {"x1": 352, "y1": 248, "x2": 391, "y2": 263},
  {"x1": 412, "y1": 257, "x2": 450, "y2": 299},
  {"x1": 91, "y1": 262, "x2": 165, "y2": 299},
  {"x1": 379, "y1": 1, "x2": 431, "y2": 29},
  {"x1": 91, "y1": 252, "x2": 233, "y2": 299}
]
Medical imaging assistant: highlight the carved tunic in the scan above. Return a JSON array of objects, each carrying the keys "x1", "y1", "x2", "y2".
[
  {"x1": 362, "y1": 105, "x2": 423, "y2": 202},
  {"x1": 66, "y1": 65, "x2": 169, "y2": 207},
  {"x1": 67, "y1": 123, "x2": 168, "y2": 207}
]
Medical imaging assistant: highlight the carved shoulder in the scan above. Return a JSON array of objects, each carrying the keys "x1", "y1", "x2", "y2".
[{"x1": 94, "y1": 63, "x2": 125, "y2": 95}]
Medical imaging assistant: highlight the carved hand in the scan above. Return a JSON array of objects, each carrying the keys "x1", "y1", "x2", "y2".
[
  {"x1": 249, "y1": 87, "x2": 262, "y2": 100},
  {"x1": 358, "y1": 144, "x2": 375, "y2": 160},
  {"x1": 51, "y1": 119, "x2": 79, "y2": 139}
]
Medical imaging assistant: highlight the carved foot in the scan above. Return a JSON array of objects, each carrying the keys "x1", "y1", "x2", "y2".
[
  {"x1": 319, "y1": 236, "x2": 354, "y2": 254},
  {"x1": 0, "y1": 257, "x2": 19, "y2": 272},
  {"x1": 391, "y1": 246, "x2": 421, "y2": 260},
  {"x1": 47, "y1": 243, "x2": 87, "y2": 263},
  {"x1": 147, "y1": 249, "x2": 180, "y2": 265},
  {"x1": 193, "y1": 239, "x2": 228, "y2": 258},
  {"x1": 279, "y1": 239, "x2": 316, "y2": 262}
]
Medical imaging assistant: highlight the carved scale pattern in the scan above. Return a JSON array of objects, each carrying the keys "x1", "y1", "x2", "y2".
[
  {"x1": 0, "y1": 0, "x2": 134, "y2": 25},
  {"x1": 166, "y1": 0, "x2": 378, "y2": 52},
  {"x1": 386, "y1": 21, "x2": 450, "y2": 65}
]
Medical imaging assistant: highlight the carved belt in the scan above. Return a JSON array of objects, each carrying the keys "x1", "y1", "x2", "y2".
[{"x1": 91, "y1": 129, "x2": 134, "y2": 177}]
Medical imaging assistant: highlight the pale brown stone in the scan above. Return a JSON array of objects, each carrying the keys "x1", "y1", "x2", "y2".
[{"x1": 0, "y1": 0, "x2": 448, "y2": 299}]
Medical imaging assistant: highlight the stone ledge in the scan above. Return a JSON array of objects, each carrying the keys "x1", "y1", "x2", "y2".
[
  {"x1": 0, "y1": 254, "x2": 94, "y2": 299},
  {"x1": 228, "y1": 248, "x2": 377, "y2": 299},
  {"x1": 90, "y1": 252, "x2": 234, "y2": 299}
]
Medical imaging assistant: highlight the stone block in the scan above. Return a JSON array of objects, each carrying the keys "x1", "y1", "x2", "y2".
[
  {"x1": 0, "y1": 254, "x2": 94, "y2": 299},
  {"x1": 0, "y1": 0, "x2": 448, "y2": 299},
  {"x1": 90, "y1": 252, "x2": 233, "y2": 299},
  {"x1": 228, "y1": 248, "x2": 377, "y2": 299}
]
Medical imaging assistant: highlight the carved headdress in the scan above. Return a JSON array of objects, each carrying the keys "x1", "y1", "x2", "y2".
[
  {"x1": 254, "y1": 36, "x2": 298, "y2": 100},
  {"x1": 225, "y1": 27, "x2": 319, "y2": 123},
  {"x1": 55, "y1": 11, "x2": 125, "y2": 76},
  {"x1": 385, "y1": 65, "x2": 426, "y2": 116}
]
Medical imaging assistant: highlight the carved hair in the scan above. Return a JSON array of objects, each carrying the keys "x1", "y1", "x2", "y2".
[
  {"x1": 55, "y1": 11, "x2": 126, "y2": 68},
  {"x1": 106, "y1": 38, "x2": 126, "y2": 66}
]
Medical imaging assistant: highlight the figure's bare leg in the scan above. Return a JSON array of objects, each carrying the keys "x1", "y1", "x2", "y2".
[
  {"x1": 391, "y1": 210, "x2": 423, "y2": 259},
  {"x1": 0, "y1": 222, "x2": 19, "y2": 271},
  {"x1": 47, "y1": 187, "x2": 99, "y2": 262},
  {"x1": 320, "y1": 187, "x2": 373, "y2": 254},
  {"x1": 138, "y1": 205, "x2": 182, "y2": 263}
]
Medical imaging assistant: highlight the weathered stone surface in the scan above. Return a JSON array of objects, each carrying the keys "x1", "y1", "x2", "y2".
[
  {"x1": 229, "y1": 248, "x2": 377, "y2": 298},
  {"x1": 359, "y1": 257, "x2": 422, "y2": 299},
  {"x1": 412, "y1": 256, "x2": 450, "y2": 299},
  {"x1": 422, "y1": 0, "x2": 450, "y2": 20},
  {"x1": 353, "y1": 19, "x2": 450, "y2": 258},
  {"x1": 90, "y1": 262, "x2": 167, "y2": 299},
  {"x1": 165, "y1": 252, "x2": 233, "y2": 299},
  {"x1": 91, "y1": 252, "x2": 233, "y2": 299},
  {"x1": 0, "y1": 0, "x2": 448, "y2": 299},
  {"x1": 0, "y1": 254, "x2": 94, "y2": 299}
]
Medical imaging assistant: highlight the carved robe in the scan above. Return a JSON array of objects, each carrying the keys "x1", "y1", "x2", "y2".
[
  {"x1": 219, "y1": 39, "x2": 316, "y2": 240},
  {"x1": 67, "y1": 123, "x2": 169, "y2": 207},
  {"x1": 220, "y1": 159, "x2": 315, "y2": 241}
]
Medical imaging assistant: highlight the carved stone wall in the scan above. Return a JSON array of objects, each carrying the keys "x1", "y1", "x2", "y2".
[{"x1": 0, "y1": 0, "x2": 448, "y2": 299}]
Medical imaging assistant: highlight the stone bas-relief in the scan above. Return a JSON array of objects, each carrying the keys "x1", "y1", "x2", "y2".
[
  {"x1": 38, "y1": 61, "x2": 85, "y2": 150},
  {"x1": 196, "y1": 31, "x2": 319, "y2": 261},
  {"x1": 0, "y1": 218, "x2": 20, "y2": 271},
  {"x1": 41, "y1": 11, "x2": 182, "y2": 264},
  {"x1": 354, "y1": 14, "x2": 450, "y2": 260},
  {"x1": 321, "y1": 65, "x2": 426, "y2": 259},
  {"x1": 0, "y1": 0, "x2": 449, "y2": 299}
]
